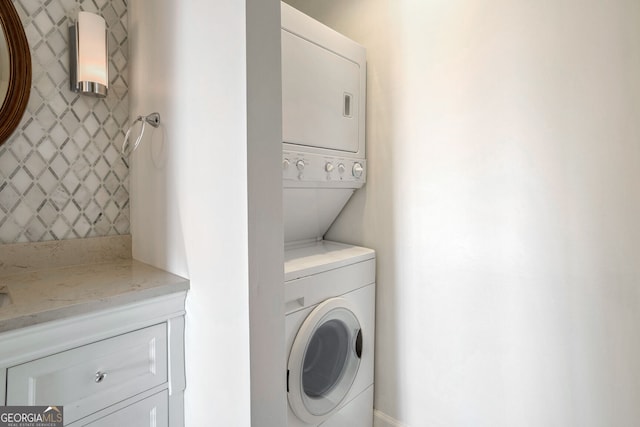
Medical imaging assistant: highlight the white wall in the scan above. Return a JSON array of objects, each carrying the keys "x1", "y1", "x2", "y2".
[
  {"x1": 246, "y1": 0, "x2": 286, "y2": 424},
  {"x1": 129, "y1": 0, "x2": 284, "y2": 425},
  {"x1": 285, "y1": 1, "x2": 640, "y2": 426}
]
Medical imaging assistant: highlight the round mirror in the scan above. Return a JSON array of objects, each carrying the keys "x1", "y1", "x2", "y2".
[
  {"x1": 0, "y1": 27, "x2": 9, "y2": 104},
  {"x1": 0, "y1": 1, "x2": 31, "y2": 144}
]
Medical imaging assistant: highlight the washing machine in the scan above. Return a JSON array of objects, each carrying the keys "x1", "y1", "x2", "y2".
[
  {"x1": 285, "y1": 241, "x2": 375, "y2": 427},
  {"x1": 282, "y1": 3, "x2": 374, "y2": 426}
]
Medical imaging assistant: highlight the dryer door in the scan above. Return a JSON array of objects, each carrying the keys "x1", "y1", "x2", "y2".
[
  {"x1": 288, "y1": 298, "x2": 363, "y2": 424},
  {"x1": 282, "y1": 29, "x2": 362, "y2": 154}
]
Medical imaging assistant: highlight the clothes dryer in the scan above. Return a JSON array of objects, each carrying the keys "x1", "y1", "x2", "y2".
[
  {"x1": 281, "y1": 2, "x2": 367, "y2": 246},
  {"x1": 285, "y1": 241, "x2": 375, "y2": 426}
]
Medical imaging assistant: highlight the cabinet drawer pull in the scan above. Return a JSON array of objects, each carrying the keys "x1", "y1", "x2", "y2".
[{"x1": 95, "y1": 371, "x2": 107, "y2": 383}]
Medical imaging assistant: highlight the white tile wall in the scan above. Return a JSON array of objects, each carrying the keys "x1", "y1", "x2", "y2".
[{"x1": 0, "y1": 0, "x2": 129, "y2": 243}]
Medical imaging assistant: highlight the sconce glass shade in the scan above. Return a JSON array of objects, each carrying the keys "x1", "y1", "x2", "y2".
[{"x1": 69, "y1": 11, "x2": 108, "y2": 97}]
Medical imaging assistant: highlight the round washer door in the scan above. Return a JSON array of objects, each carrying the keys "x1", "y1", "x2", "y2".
[{"x1": 288, "y1": 297, "x2": 363, "y2": 424}]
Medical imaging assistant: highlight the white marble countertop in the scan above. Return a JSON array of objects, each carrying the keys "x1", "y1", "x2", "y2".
[{"x1": 0, "y1": 260, "x2": 189, "y2": 333}]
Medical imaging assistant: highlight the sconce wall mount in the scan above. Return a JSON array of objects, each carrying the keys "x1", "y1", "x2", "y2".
[{"x1": 69, "y1": 11, "x2": 108, "y2": 98}]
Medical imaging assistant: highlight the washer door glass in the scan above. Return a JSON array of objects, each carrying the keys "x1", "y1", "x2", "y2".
[
  {"x1": 288, "y1": 298, "x2": 362, "y2": 424},
  {"x1": 303, "y1": 318, "x2": 351, "y2": 397}
]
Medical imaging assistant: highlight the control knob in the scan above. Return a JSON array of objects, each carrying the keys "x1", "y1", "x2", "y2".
[
  {"x1": 338, "y1": 163, "x2": 346, "y2": 174},
  {"x1": 282, "y1": 158, "x2": 290, "y2": 170},
  {"x1": 325, "y1": 162, "x2": 334, "y2": 173},
  {"x1": 352, "y1": 162, "x2": 364, "y2": 178},
  {"x1": 296, "y1": 160, "x2": 305, "y2": 171}
]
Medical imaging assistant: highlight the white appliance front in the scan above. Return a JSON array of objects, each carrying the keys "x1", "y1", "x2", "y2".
[
  {"x1": 319, "y1": 386, "x2": 373, "y2": 427},
  {"x1": 285, "y1": 242, "x2": 375, "y2": 426},
  {"x1": 282, "y1": 30, "x2": 360, "y2": 154},
  {"x1": 283, "y1": 188, "x2": 355, "y2": 245},
  {"x1": 287, "y1": 285, "x2": 375, "y2": 427},
  {"x1": 281, "y1": 2, "x2": 366, "y2": 159},
  {"x1": 282, "y1": 150, "x2": 366, "y2": 244},
  {"x1": 288, "y1": 297, "x2": 363, "y2": 424},
  {"x1": 282, "y1": 5, "x2": 374, "y2": 426},
  {"x1": 281, "y1": 3, "x2": 367, "y2": 245}
]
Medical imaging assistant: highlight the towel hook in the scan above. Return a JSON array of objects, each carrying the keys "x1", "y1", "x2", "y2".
[{"x1": 121, "y1": 112, "x2": 161, "y2": 157}]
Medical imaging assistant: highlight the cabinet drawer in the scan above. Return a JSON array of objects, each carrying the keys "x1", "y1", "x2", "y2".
[
  {"x1": 68, "y1": 390, "x2": 168, "y2": 427},
  {"x1": 7, "y1": 323, "x2": 167, "y2": 425}
]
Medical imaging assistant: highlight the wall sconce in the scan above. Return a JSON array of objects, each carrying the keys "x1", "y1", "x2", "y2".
[{"x1": 69, "y1": 11, "x2": 108, "y2": 97}]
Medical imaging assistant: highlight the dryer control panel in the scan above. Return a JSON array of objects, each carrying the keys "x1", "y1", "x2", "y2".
[{"x1": 283, "y1": 151, "x2": 366, "y2": 187}]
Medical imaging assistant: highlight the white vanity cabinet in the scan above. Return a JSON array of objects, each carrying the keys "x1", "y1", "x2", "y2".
[
  {"x1": 0, "y1": 292, "x2": 186, "y2": 427},
  {"x1": 71, "y1": 391, "x2": 169, "y2": 427}
]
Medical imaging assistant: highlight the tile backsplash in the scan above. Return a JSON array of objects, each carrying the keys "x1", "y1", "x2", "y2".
[{"x1": 0, "y1": 0, "x2": 129, "y2": 244}]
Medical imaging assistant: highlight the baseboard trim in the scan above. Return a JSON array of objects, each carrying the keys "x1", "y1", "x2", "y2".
[{"x1": 373, "y1": 409, "x2": 408, "y2": 427}]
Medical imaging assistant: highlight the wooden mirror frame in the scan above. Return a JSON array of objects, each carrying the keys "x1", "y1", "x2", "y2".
[{"x1": 0, "y1": 1, "x2": 31, "y2": 145}]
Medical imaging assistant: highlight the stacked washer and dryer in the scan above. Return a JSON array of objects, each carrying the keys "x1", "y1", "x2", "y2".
[{"x1": 281, "y1": 4, "x2": 375, "y2": 427}]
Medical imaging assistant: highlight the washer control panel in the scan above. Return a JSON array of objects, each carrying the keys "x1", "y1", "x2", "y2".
[{"x1": 283, "y1": 151, "x2": 366, "y2": 184}]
